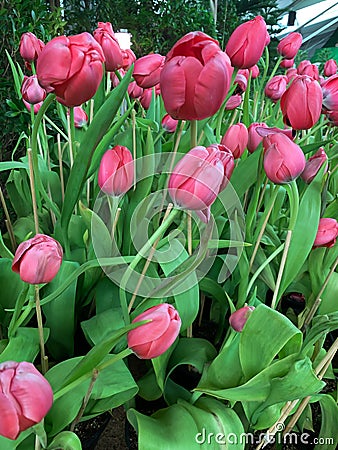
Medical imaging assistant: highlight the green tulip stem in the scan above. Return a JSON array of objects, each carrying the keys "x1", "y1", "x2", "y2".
[
  {"x1": 215, "y1": 67, "x2": 238, "y2": 142},
  {"x1": 190, "y1": 120, "x2": 198, "y2": 148},
  {"x1": 32, "y1": 421, "x2": 47, "y2": 449},
  {"x1": 67, "y1": 107, "x2": 75, "y2": 167},
  {"x1": 34, "y1": 284, "x2": 48, "y2": 374},
  {"x1": 8, "y1": 284, "x2": 30, "y2": 338},
  {"x1": 27, "y1": 148, "x2": 40, "y2": 234},
  {"x1": 267, "y1": 55, "x2": 284, "y2": 82},
  {"x1": 271, "y1": 180, "x2": 299, "y2": 309}
]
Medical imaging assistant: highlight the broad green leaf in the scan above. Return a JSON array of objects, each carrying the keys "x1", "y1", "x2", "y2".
[
  {"x1": 302, "y1": 312, "x2": 338, "y2": 357},
  {"x1": 0, "y1": 259, "x2": 25, "y2": 326},
  {"x1": 316, "y1": 394, "x2": 338, "y2": 450},
  {"x1": 47, "y1": 432, "x2": 82, "y2": 450},
  {"x1": 0, "y1": 327, "x2": 49, "y2": 363}
]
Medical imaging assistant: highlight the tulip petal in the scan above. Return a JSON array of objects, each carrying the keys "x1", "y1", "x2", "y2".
[
  {"x1": 0, "y1": 393, "x2": 20, "y2": 440},
  {"x1": 160, "y1": 57, "x2": 187, "y2": 118}
]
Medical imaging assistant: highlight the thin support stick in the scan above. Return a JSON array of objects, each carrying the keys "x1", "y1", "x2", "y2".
[
  {"x1": 271, "y1": 230, "x2": 292, "y2": 310},
  {"x1": 35, "y1": 285, "x2": 48, "y2": 374},
  {"x1": 57, "y1": 134, "x2": 65, "y2": 202},
  {"x1": 27, "y1": 148, "x2": 39, "y2": 234},
  {"x1": 0, "y1": 186, "x2": 16, "y2": 250},
  {"x1": 70, "y1": 369, "x2": 99, "y2": 431}
]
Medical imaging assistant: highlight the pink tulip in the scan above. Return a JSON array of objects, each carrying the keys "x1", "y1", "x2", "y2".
[
  {"x1": 73, "y1": 106, "x2": 88, "y2": 128},
  {"x1": 229, "y1": 306, "x2": 255, "y2": 332},
  {"x1": 277, "y1": 32, "x2": 302, "y2": 59},
  {"x1": 168, "y1": 144, "x2": 234, "y2": 222},
  {"x1": 139, "y1": 84, "x2": 160, "y2": 109},
  {"x1": 226, "y1": 16, "x2": 268, "y2": 69},
  {"x1": 321, "y1": 74, "x2": 338, "y2": 111},
  {"x1": 128, "y1": 304, "x2": 181, "y2": 359},
  {"x1": 12, "y1": 234, "x2": 63, "y2": 284},
  {"x1": 93, "y1": 22, "x2": 123, "y2": 72},
  {"x1": 286, "y1": 68, "x2": 298, "y2": 83},
  {"x1": 247, "y1": 122, "x2": 268, "y2": 153},
  {"x1": 249, "y1": 65, "x2": 260, "y2": 78},
  {"x1": 255, "y1": 126, "x2": 294, "y2": 141},
  {"x1": 160, "y1": 31, "x2": 233, "y2": 120},
  {"x1": 133, "y1": 54, "x2": 165, "y2": 88},
  {"x1": 121, "y1": 48, "x2": 136, "y2": 70},
  {"x1": 128, "y1": 81, "x2": 144, "y2": 99},
  {"x1": 234, "y1": 73, "x2": 248, "y2": 94},
  {"x1": 221, "y1": 123, "x2": 248, "y2": 159},
  {"x1": 301, "y1": 63, "x2": 319, "y2": 80},
  {"x1": 19, "y1": 32, "x2": 44, "y2": 62},
  {"x1": 326, "y1": 109, "x2": 338, "y2": 126},
  {"x1": 264, "y1": 75, "x2": 288, "y2": 102},
  {"x1": 297, "y1": 59, "x2": 311, "y2": 74},
  {"x1": 324, "y1": 59, "x2": 337, "y2": 77},
  {"x1": 280, "y1": 58, "x2": 295, "y2": 69},
  {"x1": 313, "y1": 218, "x2": 338, "y2": 248},
  {"x1": 0, "y1": 361, "x2": 53, "y2": 440},
  {"x1": 162, "y1": 114, "x2": 179, "y2": 133},
  {"x1": 21, "y1": 75, "x2": 46, "y2": 104},
  {"x1": 22, "y1": 98, "x2": 43, "y2": 114},
  {"x1": 98, "y1": 146, "x2": 134, "y2": 196},
  {"x1": 280, "y1": 75, "x2": 323, "y2": 130},
  {"x1": 263, "y1": 133, "x2": 305, "y2": 184},
  {"x1": 36, "y1": 32, "x2": 105, "y2": 107},
  {"x1": 301, "y1": 148, "x2": 328, "y2": 184},
  {"x1": 110, "y1": 68, "x2": 126, "y2": 88},
  {"x1": 225, "y1": 94, "x2": 242, "y2": 110}
]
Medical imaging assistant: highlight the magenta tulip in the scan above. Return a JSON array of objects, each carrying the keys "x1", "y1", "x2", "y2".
[
  {"x1": 313, "y1": 218, "x2": 338, "y2": 248},
  {"x1": 133, "y1": 54, "x2": 165, "y2": 89},
  {"x1": 297, "y1": 60, "x2": 311, "y2": 74},
  {"x1": 286, "y1": 68, "x2": 298, "y2": 83},
  {"x1": 326, "y1": 109, "x2": 338, "y2": 125},
  {"x1": 225, "y1": 94, "x2": 242, "y2": 110},
  {"x1": 128, "y1": 81, "x2": 144, "y2": 99},
  {"x1": 321, "y1": 74, "x2": 338, "y2": 111},
  {"x1": 277, "y1": 32, "x2": 302, "y2": 59},
  {"x1": 280, "y1": 58, "x2": 295, "y2": 69},
  {"x1": 280, "y1": 75, "x2": 323, "y2": 130},
  {"x1": 221, "y1": 123, "x2": 248, "y2": 159},
  {"x1": 36, "y1": 32, "x2": 105, "y2": 107},
  {"x1": 249, "y1": 65, "x2": 260, "y2": 78},
  {"x1": 247, "y1": 122, "x2": 268, "y2": 153},
  {"x1": 161, "y1": 114, "x2": 179, "y2": 133},
  {"x1": 19, "y1": 32, "x2": 44, "y2": 63},
  {"x1": 0, "y1": 361, "x2": 53, "y2": 440},
  {"x1": 128, "y1": 304, "x2": 181, "y2": 359},
  {"x1": 121, "y1": 48, "x2": 136, "y2": 70},
  {"x1": 264, "y1": 75, "x2": 288, "y2": 102},
  {"x1": 263, "y1": 133, "x2": 305, "y2": 184},
  {"x1": 301, "y1": 63, "x2": 319, "y2": 80},
  {"x1": 93, "y1": 22, "x2": 123, "y2": 72},
  {"x1": 234, "y1": 73, "x2": 248, "y2": 94},
  {"x1": 22, "y1": 98, "x2": 43, "y2": 114},
  {"x1": 73, "y1": 106, "x2": 88, "y2": 128},
  {"x1": 229, "y1": 306, "x2": 255, "y2": 332},
  {"x1": 301, "y1": 148, "x2": 328, "y2": 184},
  {"x1": 160, "y1": 31, "x2": 233, "y2": 120},
  {"x1": 139, "y1": 84, "x2": 161, "y2": 109},
  {"x1": 21, "y1": 75, "x2": 46, "y2": 104},
  {"x1": 226, "y1": 16, "x2": 268, "y2": 69},
  {"x1": 98, "y1": 146, "x2": 134, "y2": 196},
  {"x1": 324, "y1": 59, "x2": 337, "y2": 77}
]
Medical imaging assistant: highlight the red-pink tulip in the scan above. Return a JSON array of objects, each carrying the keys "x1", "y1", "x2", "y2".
[
  {"x1": 139, "y1": 84, "x2": 160, "y2": 109},
  {"x1": 36, "y1": 32, "x2": 105, "y2": 107},
  {"x1": 133, "y1": 54, "x2": 165, "y2": 89},
  {"x1": 255, "y1": 126, "x2": 294, "y2": 141},
  {"x1": 229, "y1": 306, "x2": 255, "y2": 332},
  {"x1": 264, "y1": 75, "x2": 288, "y2": 102},
  {"x1": 286, "y1": 68, "x2": 298, "y2": 83},
  {"x1": 280, "y1": 58, "x2": 295, "y2": 69},
  {"x1": 280, "y1": 75, "x2": 323, "y2": 130},
  {"x1": 0, "y1": 361, "x2": 53, "y2": 440},
  {"x1": 73, "y1": 106, "x2": 88, "y2": 128},
  {"x1": 110, "y1": 68, "x2": 126, "y2": 88},
  {"x1": 234, "y1": 73, "x2": 248, "y2": 94},
  {"x1": 12, "y1": 234, "x2": 63, "y2": 284},
  {"x1": 121, "y1": 48, "x2": 136, "y2": 70},
  {"x1": 21, "y1": 75, "x2": 46, "y2": 104},
  {"x1": 297, "y1": 59, "x2": 311, "y2": 74},
  {"x1": 249, "y1": 64, "x2": 260, "y2": 78},
  {"x1": 301, "y1": 148, "x2": 328, "y2": 184},
  {"x1": 160, "y1": 31, "x2": 233, "y2": 120},
  {"x1": 321, "y1": 74, "x2": 338, "y2": 111},
  {"x1": 93, "y1": 22, "x2": 123, "y2": 72},
  {"x1": 226, "y1": 16, "x2": 268, "y2": 69},
  {"x1": 313, "y1": 218, "x2": 338, "y2": 248},
  {"x1": 225, "y1": 94, "x2": 242, "y2": 110},
  {"x1": 128, "y1": 304, "x2": 181, "y2": 359},
  {"x1": 168, "y1": 144, "x2": 234, "y2": 222},
  {"x1": 128, "y1": 81, "x2": 144, "y2": 99},
  {"x1": 98, "y1": 146, "x2": 134, "y2": 196},
  {"x1": 277, "y1": 32, "x2": 302, "y2": 59},
  {"x1": 162, "y1": 114, "x2": 178, "y2": 133},
  {"x1": 263, "y1": 133, "x2": 305, "y2": 184},
  {"x1": 247, "y1": 122, "x2": 268, "y2": 153},
  {"x1": 301, "y1": 63, "x2": 319, "y2": 80},
  {"x1": 324, "y1": 59, "x2": 337, "y2": 77},
  {"x1": 326, "y1": 109, "x2": 338, "y2": 125},
  {"x1": 221, "y1": 123, "x2": 248, "y2": 159},
  {"x1": 19, "y1": 32, "x2": 44, "y2": 62},
  {"x1": 22, "y1": 98, "x2": 43, "y2": 114}
]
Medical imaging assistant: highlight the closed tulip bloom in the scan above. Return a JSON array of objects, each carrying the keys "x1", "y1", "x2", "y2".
[
  {"x1": 301, "y1": 148, "x2": 328, "y2": 184},
  {"x1": 221, "y1": 123, "x2": 248, "y2": 159},
  {"x1": 93, "y1": 22, "x2": 123, "y2": 72},
  {"x1": 110, "y1": 68, "x2": 126, "y2": 88},
  {"x1": 160, "y1": 31, "x2": 233, "y2": 120},
  {"x1": 19, "y1": 32, "x2": 44, "y2": 62},
  {"x1": 12, "y1": 234, "x2": 63, "y2": 284},
  {"x1": 280, "y1": 58, "x2": 295, "y2": 69},
  {"x1": 234, "y1": 73, "x2": 248, "y2": 94},
  {"x1": 247, "y1": 122, "x2": 268, "y2": 153},
  {"x1": 263, "y1": 133, "x2": 306, "y2": 184},
  {"x1": 161, "y1": 114, "x2": 178, "y2": 133},
  {"x1": 21, "y1": 75, "x2": 46, "y2": 104},
  {"x1": 297, "y1": 59, "x2": 311, "y2": 74},
  {"x1": 127, "y1": 304, "x2": 181, "y2": 359},
  {"x1": 139, "y1": 84, "x2": 160, "y2": 109},
  {"x1": 98, "y1": 146, "x2": 134, "y2": 196},
  {"x1": 277, "y1": 32, "x2": 302, "y2": 59},
  {"x1": 226, "y1": 16, "x2": 268, "y2": 69},
  {"x1": 326, "y1": 109, "x2": 338, "y2": 126},
  {"x1": 324, "y1": 59, "x2": 337, "y2": 77},
  {"x1": 286, "y1": 68, "x2": 298, "y2": 83},
  {"x1": 321, "y1": 74, "x2": 338, "y2": 111},
  {"x1": 280, "y1": 75, "x2": 323, "y2": 130},
  {"x1": 133, "y1": 54, "x2": 165, "y2": 88},
  {"x1": 0, "y1": 361, "x2": 53, "y2": 440},
  {"x1": 255, "y1": 125, "x2": 294, "y2": 141},
  {"x1": 73, "y1": 106, "x2": 88, "y2": 128},
  {"x1": 225, "y1": 94, "x2": 242, "y2": 110},
  {"x1": 264, "y1": 75, "x2": 288, "y2": 102},
  {"x1": 121, "y1": 48, "x2": 136, "y2": 70},
  {"x1": 301, "y1": 63, "x2": 319, "y2": 80},
  {"x1": 229, "y1": 306, "x2": 255, "y2": 332},
  {"x1": 36, "y1": 32, "x2": 105, "y2": 107},
  {"x1": 313, "y1": 218, "x2": 338, "y2": 248},
  {"x1": 249, "y1": 64, "x2": 260, "y2": 78},
  {"x1": 128, "y1": 81, "x2": 144, "y2": 99},
  {"x1": 22, "y1": 98, "x2": 43, "y2": 114}
]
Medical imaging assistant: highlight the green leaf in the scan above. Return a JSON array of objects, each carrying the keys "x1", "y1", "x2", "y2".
[
  {"x1": 47, "y1": 431, "x2": 82, "y2": 450},
  {"x1": 0, "y1": 259, "x2": 25, "y2": 326},
  {"x1": 316, "y1": 394, "x2": 338, "y2": 450},
  {"x1": 0, "y1": 327, "x2": 49, "y2": 363}
]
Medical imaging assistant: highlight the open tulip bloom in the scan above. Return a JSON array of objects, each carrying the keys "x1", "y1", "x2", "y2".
[{"x1": 1, "y1": 18, "x2": 338, "y2": 450}]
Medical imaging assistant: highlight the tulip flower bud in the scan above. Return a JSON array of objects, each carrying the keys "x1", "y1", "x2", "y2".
[
  {"x1": 73, "y1": 106, "x2": 88, "y2": 128},
  {"x1": 168, "y1": 144, "x2": 234, "y2": 222},
  {"x1": 280, "y1": 75, "x2": 323, "y2": 130},
  {"x1": 263, "y1": 133, "x2": 306, "y2": 184},
  {"x1": 301, "y1": 148, "x2": 328, "y2": 184},
  {"x1": 161, "y1": 114, "x2": 179, "y2": 133},
  {"x1": 264, "y1": 75, "x2": 288, "y2": 102},
  {"x1": 133, "y1": 54, "x2": 165, "y2": 89},
  {"x1": 110, "y1": 68, "x2": 126, "y2": 88},
  {"x1": 326, "y1": 109, "x2": 338, "y2": 126},
  {"x1": 234, "y1": 73, "x2": 248, "y2": 94},
  {"x1": 19, "y1": 32, "x2": 44, "y2": 62},
  {"x1": 22, "y1": 98, "x2": 43, "y2": 114},
  {"x1": 98, "y1": 146, "x2": 134, "y2": 196},
  {"x1": 247, "y1": 122, "x2": 268, "y2": 153},
  {"x1": 226, "y1": 16, "x2": 268, "y2": 69},
  {"x1": 297, "y1": 60, "x2": 311, "y2": 74},
  {"x1": 21, "y1": 75, "x2": 46, "y2": 104},
  {"x1": 221, "y1": 123, "x2": 248, "y2": 159},
  {"x1": 0, "y1": 361, "x2": 53, "y2": 440},
  {"x1": 301, "y1": 63, "x2": 319, "y2": 80},
  {"x1": 225, "y1": 94, "x2": 242, "y2": 110},
  {"x1": 277, "y1": 32, "x2": 302, "y2": 59},
  {"x1": 121, "y1": 48, "x2": 136, "y2": 70},
  {"x1": 286, "y1": 68, "x2": 298, "y2": 83},
  {"x1": 249, "y1": 65, "x2": 260, "y2": 78},
  {"x1": 93, "y1": 22, "x2": 123, "y2": 72},
  {"x1": 280, "y1": 58, "x2": 295, "y2": 69},
  {"x1": 127, "y1": 304, "x2": 181, "y2": 359},
  {"x1": 139, "y1": 84, "x2": 160, "y2": 109},
  {"x1": 313, "y1": 218, "x2": 338, "y2": 248},
  {"x1": 321, "y1": 74, "x2": 338, "y2": 111},
  {"x1": 229, "y1": 306, "x2": 255, "y2": 332},
  {"x1": 12, "y1": 234, "x2": 63, "y2": 284},
  {"x1": 324, "y1": 59, "x2": 337, "y2": 77},
  {"x1": 128, "y1": 81, "x2": 144, "y2": 99},
  {"x1": 255, "y1": 126, "x2": 294, "y2": 141}
]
